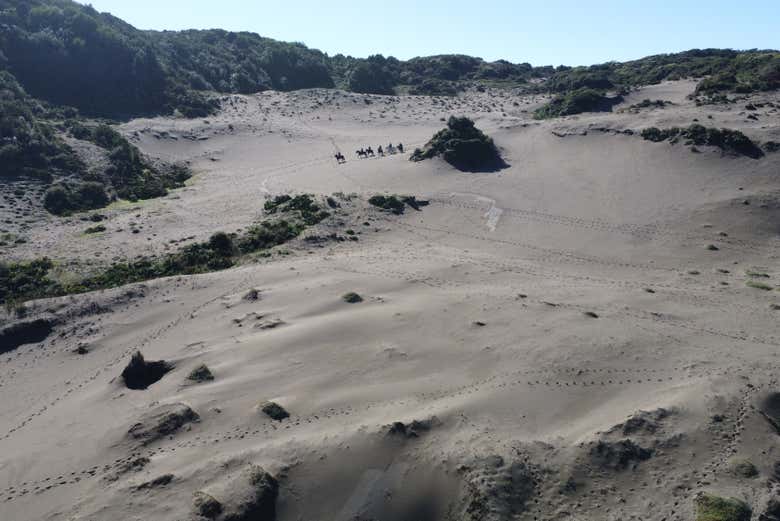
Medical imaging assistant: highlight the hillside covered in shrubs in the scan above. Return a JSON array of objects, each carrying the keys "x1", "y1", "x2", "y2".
[
  {"x1": 2, "y1": 0, "x2": 777, "y2": 116},
  {"x1": 411, "y1": 116, "x2": 505, "y2": 172}
]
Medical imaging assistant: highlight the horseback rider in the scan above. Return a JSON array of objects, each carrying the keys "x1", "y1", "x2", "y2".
[
  {"x1": 398, "y1": 143, "x2": 404, "y2": 153},
  {"x1": 377, "y1": 145, "x2": 383, "y2": 156}
]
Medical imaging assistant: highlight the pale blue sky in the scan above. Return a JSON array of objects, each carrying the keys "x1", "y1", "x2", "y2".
[{"x1": 81, "y1": 0, "x2": 779, "y2": 66}]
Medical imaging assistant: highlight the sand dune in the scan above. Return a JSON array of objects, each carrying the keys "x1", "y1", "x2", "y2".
[{"x1": 2, "y1": 81, "x2": 780, "y2": 520}]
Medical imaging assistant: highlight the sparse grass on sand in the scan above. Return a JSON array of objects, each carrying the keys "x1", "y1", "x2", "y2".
[{"x1": 746, "y1": 280, "x2": 773, "y2": 291}]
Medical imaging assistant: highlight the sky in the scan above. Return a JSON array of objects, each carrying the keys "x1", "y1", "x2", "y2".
[{"x1": 80, "y1": 0, "x2": 779, "y2": 66}]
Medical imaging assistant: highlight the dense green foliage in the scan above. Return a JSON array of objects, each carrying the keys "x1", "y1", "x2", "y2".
[
  {"x1": 545, "y1": 49, "x2": 780, "y2": 96},
  {"x1": 410, "y1": 116, "x2": 504, "y2": 171},
  {"x1": 43, "y1": 181, "x2": 108, "y2": 215},
  {"x1": 0, "y1": 257, "x2": 62, "y2": 305},
  {"x1": 695, "y1": 53, "x2": 780, "y2": 95},
  {"x1": 263, "y1": 194, "x2": 331, "y2": 225},
  {"x1": 534, "y1": 88, "x2": 622, "y2": 119},
  {"x1": 0, "y1": 0, "x2": 214, "y2": 118},
  {"x1": 641, "y1": 124, "x2": 764, "y2": 158},
  {"x1": 694, "y1": 493, "x2": 751, "y2": 521},
  {"x1": 151, "y1": 29, "x2": 334, "y2": 94},
  {"x1": 0, "y1": 70, "x2": 84, "y2": 180},
  {"x1": 0, "y1": 195, "x2": 334, "y2": 304},
  {"x1": 1, "y1": 1, "x2": 777, "y2": 121}
]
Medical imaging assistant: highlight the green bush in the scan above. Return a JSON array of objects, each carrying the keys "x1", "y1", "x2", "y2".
[
  {"x1": 410, "y1": 116, "x2": 504, "y2": 171},
  {"x1": 368, "y1": 195, "x2": 406, "y2": 215},
  {"x1": 694, "y1": 493, "x2": 751, "y2": 521},
  {"x1": 534, "y1": 88, "x2": 621, "y2": 119},
  {"x1": 43, "y1": 182, "x2": 109, "y2": 215},
  {"x1": 641, "y1": 125, "x2": 763, "y2": 158}
]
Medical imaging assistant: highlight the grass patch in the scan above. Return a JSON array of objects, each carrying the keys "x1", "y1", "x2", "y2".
[
  {"x1": 746, "y1": 280, "x2": 773, "y2": 291},
  {"x1": 0, "y1": 195, "x2": 332, "y2": 305},
  {"x1": 694, "y1": 493, "x2": 751, "y2": 521},
  {"x1": 84, "y1": 224, "x2": 107, "y2": 234},
  {"x1": 641, "y1": 125, "x2": 764, "y2": 159},
  {"x1": 410, "y1": 116, "x2": 504, "y2": 172}
]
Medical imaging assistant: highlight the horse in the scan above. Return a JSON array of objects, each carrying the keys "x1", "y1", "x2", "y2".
[
  {"x1": 366, "y1": 146, "x2": 374, "y2": 157},
  {"x1": 397, "y1": 143, "x2": 404, "y2": 153},
  {"x1": 386, "y1": 143, "x2": 396, "y2": 155},
  {"x1": 377, "y1": 146, "x2": 384, "y2": 156},
  {"x1": 356, "y1": 149, "x2": 367, "y2": 159},
  {"x1": 334, "y1": 152, "x2": 345, "y2": 163}
]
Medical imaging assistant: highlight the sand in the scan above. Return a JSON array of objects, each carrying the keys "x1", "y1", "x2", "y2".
[{"x1": 2, "y1": 81, "x2": 780, "y2": 520}]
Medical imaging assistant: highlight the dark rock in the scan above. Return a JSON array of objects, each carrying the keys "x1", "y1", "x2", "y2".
[
  {"x1": 342, "y1": 292, "x2": 363, "y2": 304},
  {"x1": 759, "y1": 498, "x2": 780, "y2": 521},
  {"x1": 261, "y1": 401, "x2": 289, "y2": 421},
  {"x1": 0, "y1": 319, "x2": 54, "y2": 353},
  {"x1": 387, "y1": 417, "x2": 440, "y2": 438},
  {"x1": 121, "y1": 351, "x2": 173, "y2": 390},
  {"x1": 135, "y1": 473, "x2": 174, "y2": 490},
  {"x1": 590, "y1": 439, "x2": 652, "y2": 470}
]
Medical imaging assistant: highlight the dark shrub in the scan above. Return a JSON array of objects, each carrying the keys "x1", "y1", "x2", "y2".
[
  {"x1": 641, "y1": 125, "x2": 763, "y2": 158},
  {"x1": 534, "y1": 88, "x2": 622, "y2": 119},
  {"x1": 121, "y1": 351, "x2": 173, "y2": 390},
  {"x1": 410, "y1": 116, "x2": 505, "y2": 171},
  {"x1": 208, "y1": 232, "x2": 234, "y2": 256},
  {"x1": 368, "y1": 195, "x2": 405, "y2": 214}
]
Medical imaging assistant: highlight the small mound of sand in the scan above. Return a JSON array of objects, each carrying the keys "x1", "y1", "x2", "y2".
[
  {"x1": 192, "y1": 464, "x2": 278, "y2": 521},
  {"x1": 609, "y1": 408, "x2": 672, "y2": 435},
  {"x1": 121, "y1": 350, "x2": 173, "y2": 390},
  {"x1": 456, "y1": 455, "x2": 535, "y2": 521},
  {"x1": 589, "y1": 439, "x2": 652, "y2": 470},
  {"x1": 127, "y1": 403, "x2": 199, "y2": 445},
  {"x1": 386, "y1": 416, "x2": 441, "y2": 438}
]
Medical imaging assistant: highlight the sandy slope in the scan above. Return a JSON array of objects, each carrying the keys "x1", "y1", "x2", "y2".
[{"x1": 2, "y1": 81, "x2": 780, "y2": 521}]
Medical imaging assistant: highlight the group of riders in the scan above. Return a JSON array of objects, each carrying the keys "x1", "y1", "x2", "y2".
[{"x1": 334, "y1": 142, "x2": 404, "y2": 164}]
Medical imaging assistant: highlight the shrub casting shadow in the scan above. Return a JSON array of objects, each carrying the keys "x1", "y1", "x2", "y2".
[{"x1": 411, "y1": 116, "x2": 509, "y2": 173}]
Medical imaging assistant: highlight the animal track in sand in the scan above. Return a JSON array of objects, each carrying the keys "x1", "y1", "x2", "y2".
[{"x1": 0, "y1": 362, "x2": 749, "y2": 503}]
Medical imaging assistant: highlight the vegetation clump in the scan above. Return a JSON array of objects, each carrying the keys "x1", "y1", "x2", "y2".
[
  {"x1": 0, "y1": 195, "x2": 337, "y2": 305},
  {"x1": 534, "y1": 88, "x2": 622, "y2": 119},
  {"x1": 263, "y1": 194, "x2": 330, "y2": 225},
  {"x1": 410, "y1": 116, "x2": 504, "y2": 171},
  {"x1": 694, "y1": 493, "x2": 751, "y2": 521},
  {"x1": 367, "y1": 194, "x2": 428, "y2": 214},
  {"x1": 368, "y1": 195, "x2": 406, "y2": 214},
  {"x1": 641, "y1": 125, "x2": 764, "y2": 158},
  {"x1": 121, "y1": 351, "x2": 173, "y2": 390},
  {"x1": 43, "y1": 182, "x2": 109, "y2": 215},
  {"x1": 261, "y1": 401, "x2": 289, "y2": 421},
  {"x1": 187, "y1": 364, "x2": 214, "y2": 382},
  {"x1": 342, "y1": 292, "x2": 363, "y2": 303},
  {"x1": 727, "y1": 458, "x2": 758, "y2": 478}
]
